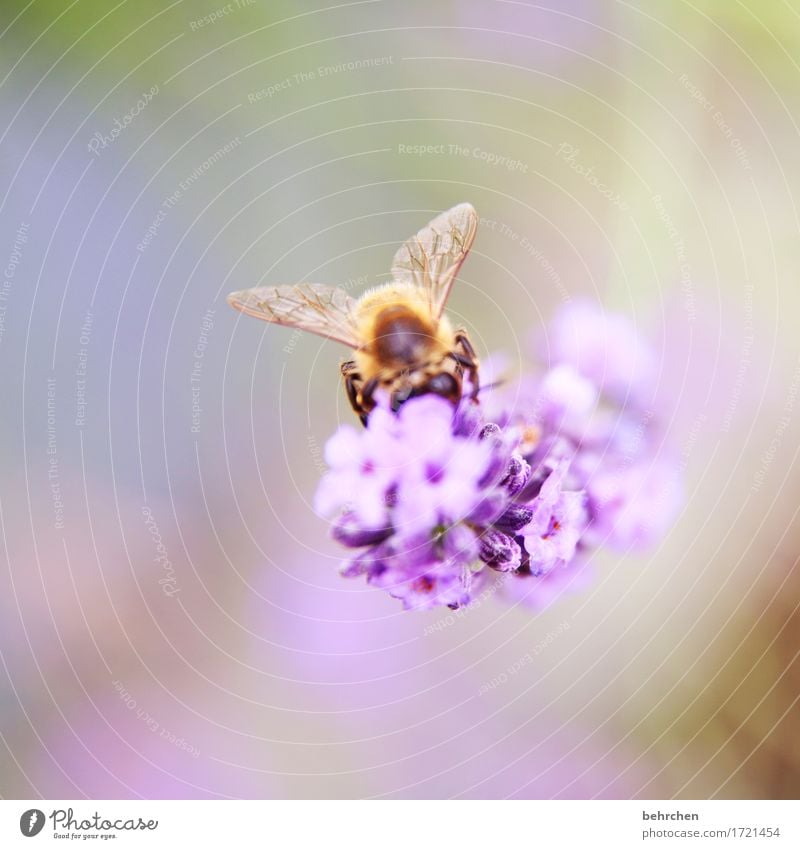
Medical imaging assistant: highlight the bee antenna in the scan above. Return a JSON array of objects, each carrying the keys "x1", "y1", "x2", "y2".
[{"x1": 476, "y1": 379, "x2": 506, "y2": 395}]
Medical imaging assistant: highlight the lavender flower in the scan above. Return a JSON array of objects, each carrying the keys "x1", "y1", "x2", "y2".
[
  {"x1": 544, "y1": 297, "x2": 656, "y2": 406},
  {"x1": 315, "y1": 395, "x2": 539, "y2": 610},
  {"x1": 315, "y1": 300, "x2": 682, "y2": 612},
  {"x1": 535, "y1": 300, "x2": 683, "y2": 553}
]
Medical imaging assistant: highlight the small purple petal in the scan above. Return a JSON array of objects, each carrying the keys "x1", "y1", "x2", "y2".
[
  {"x1": 453, "y1": 400, "x2": 483, "y2": 437},
  {"x1": 441, "y1": 523, "x2": 480, "y2": 564},
  {"x1": 477, "y1": 449, "x2": 509, "y2": 489},
  {"x1": 332, "y1": 517, "x2": 392, "y2": 549},
  {"x1": 340, "y1": 542, "x2": 392, "y2": 578},
  {"x1": 524, "y1": 487, "x2": 587, "y2": 575},
  {"x1": 538, "y1": 363, "x2": 598, "y2": 425},
  {"x1": 585, "y1": 459, "x2": 682, "y2": 550},
  {"x1": 373, "y1": 562, "x2": 477, "y2": 611},
  {"x1": 466, "y1": 491, "x2": 507, "y2": 526},
  {"x1": 389, "y1": 530, "x2": 438, "y2": 570}
]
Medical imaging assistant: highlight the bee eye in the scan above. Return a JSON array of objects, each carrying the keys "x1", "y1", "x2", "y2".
[{"x1": 427, "y1": 373, "x2": 459, "y2": 399}]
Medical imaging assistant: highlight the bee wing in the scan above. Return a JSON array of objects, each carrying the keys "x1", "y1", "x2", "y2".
[
  {"x1": 227, "y1": 283, "x2": 361, "y2": 348},
  {"x1": 390, "y1": 202, "x2": 478, "y2": 318}
]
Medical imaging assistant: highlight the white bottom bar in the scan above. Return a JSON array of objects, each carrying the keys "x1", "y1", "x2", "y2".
[{"x1": 1, "y1": 800, "x2": 797, "y2": 847}]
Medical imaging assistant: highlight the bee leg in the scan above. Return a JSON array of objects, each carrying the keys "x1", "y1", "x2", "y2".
[
  {"x1": 341, "y1": 361, "x2": 370, "y2": 424},
  {"x1": 453, "y1": 332, "x2": 480, "y2": 401},
  {"x1": 455, "y1": 332, "x2": 477, "y2": 361},
  {"x1": 360, "y1": 376, "x2": 380, "y2": 417},
  {"x1": 449, "y1": 351, "x2": 473, "y2": 369},
  {"x1": 448, "y1": 350, "x2": 479, "y2": 399},
  {"x1": 344, "y1": 373, "x2": 362, "y2": 414}
]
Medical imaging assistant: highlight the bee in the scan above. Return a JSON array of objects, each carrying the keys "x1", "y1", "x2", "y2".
[{"x1": 227, "y1": 203, "x2": 480, "y2": 424}]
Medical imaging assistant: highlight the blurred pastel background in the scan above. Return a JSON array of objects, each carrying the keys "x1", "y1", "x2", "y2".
[{"x1": 1, "y1": 0, "x2": 798, "y2": 799}]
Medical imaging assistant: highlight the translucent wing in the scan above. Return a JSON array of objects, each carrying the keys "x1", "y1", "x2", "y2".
[
  {"x1": 390, "y1": 202, "x2": 478, "y2": 318},
  {"x1": 227, "y1": 283, "x2": 360, "y2": 347}
]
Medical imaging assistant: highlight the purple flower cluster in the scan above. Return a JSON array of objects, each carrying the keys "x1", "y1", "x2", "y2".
[
  {"x1": 316, "y1": 397, "x2": 543, "y2": 609},
  {"x1": 315, "y1": 300, "x2": 683, "y2": 611}
]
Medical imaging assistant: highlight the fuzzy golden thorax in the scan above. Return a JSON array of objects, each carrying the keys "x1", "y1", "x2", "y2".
[{"x1": 351, "y1": 283, "x2": 456, "y2": 381}]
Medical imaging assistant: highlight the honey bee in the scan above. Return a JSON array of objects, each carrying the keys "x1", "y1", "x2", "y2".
[{"x1": 227, "y1": 203, "x2": 480, "y2": 424}]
